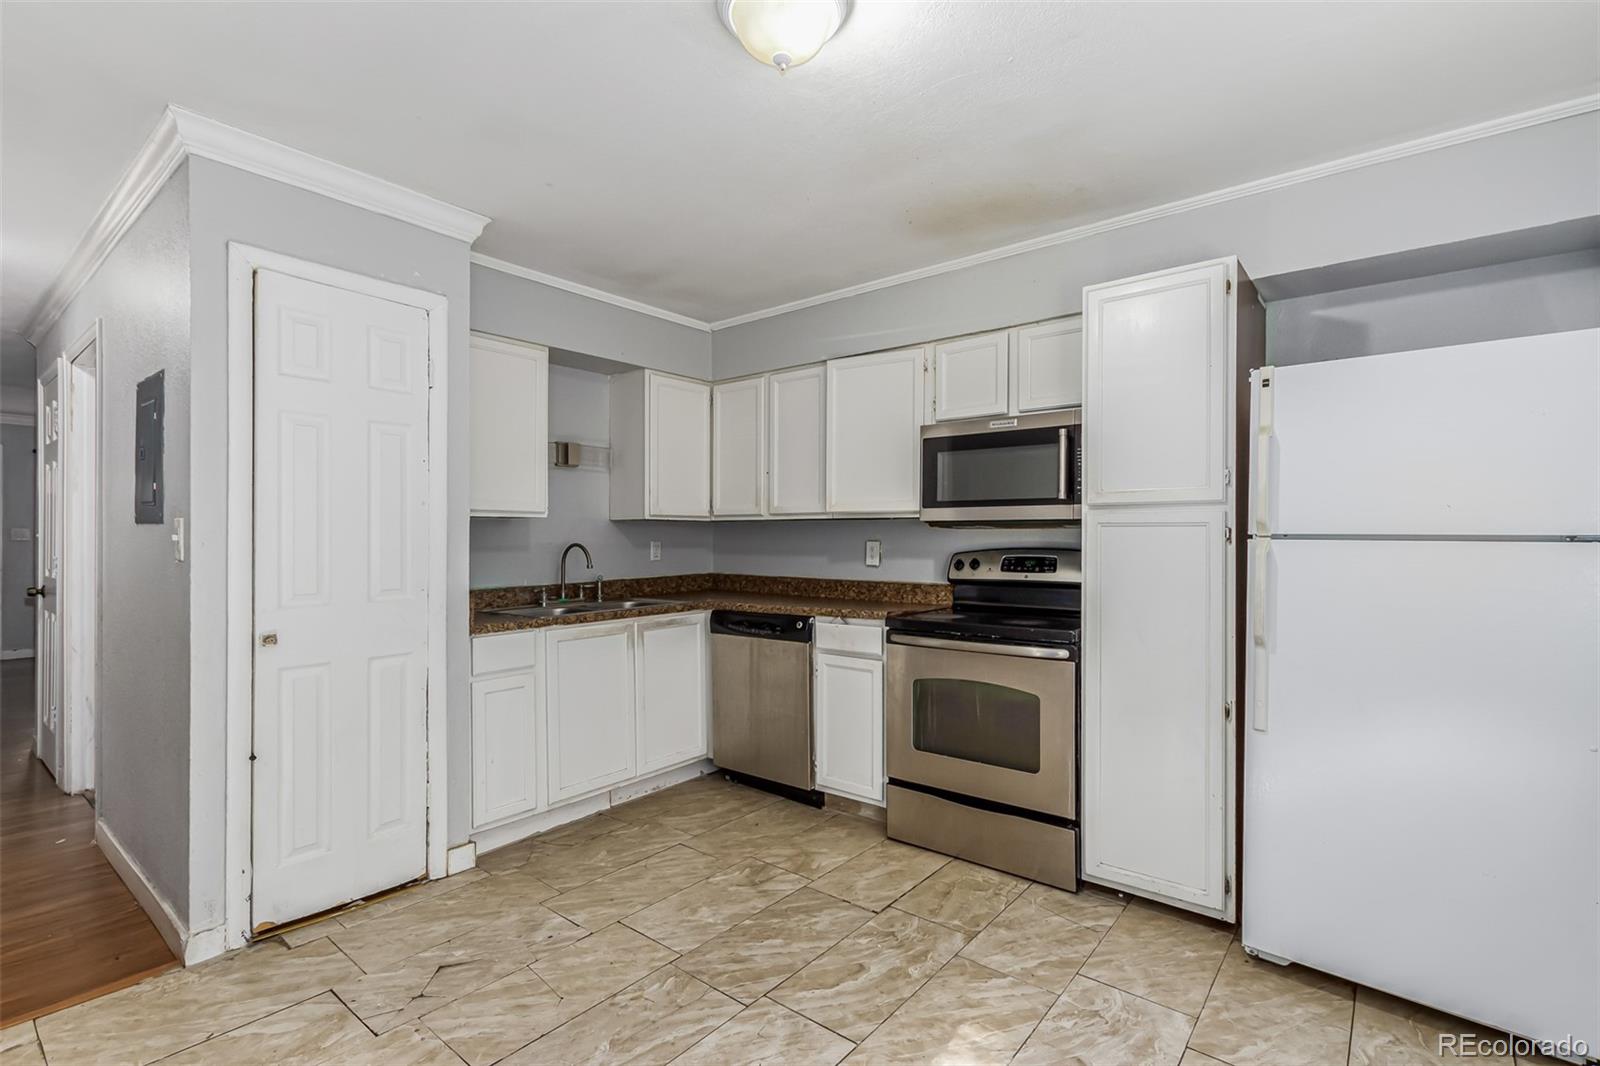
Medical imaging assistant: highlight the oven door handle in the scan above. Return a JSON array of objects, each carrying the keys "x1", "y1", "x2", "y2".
[{"x1": 886, "y1": 632, "x2": 1075, "y2": 661}]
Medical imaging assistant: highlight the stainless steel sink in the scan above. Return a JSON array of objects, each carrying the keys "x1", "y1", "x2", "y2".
[{"x1": 482, "y1": 598, "x2": 675, "y2": 620}]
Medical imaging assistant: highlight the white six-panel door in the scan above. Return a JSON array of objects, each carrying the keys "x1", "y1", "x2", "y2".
[
  {"x1": 34, "y1": 367, "x2": 62, "y2": 782},
  {"x1": 251, "y1": 269, "x2": 432, "y2": 928}
]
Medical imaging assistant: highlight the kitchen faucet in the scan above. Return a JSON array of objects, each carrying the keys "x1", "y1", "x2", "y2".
[{"x1": 557, "y1": 542, "x2": 594, "y2": 602}]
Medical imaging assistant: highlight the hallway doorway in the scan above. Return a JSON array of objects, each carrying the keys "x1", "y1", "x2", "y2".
[{"x1": 0, "y1": 657, "x2": 175, "y2": 1025}]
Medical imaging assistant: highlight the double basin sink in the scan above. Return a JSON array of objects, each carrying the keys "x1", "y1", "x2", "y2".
[{"x1": 480, "y1": 598, "x2": 676, "y2": 621}]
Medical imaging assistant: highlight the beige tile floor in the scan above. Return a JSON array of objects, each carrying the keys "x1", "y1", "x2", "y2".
[{"x1": 1, "y1": 775, "x2": 1554, "y2": 1066}]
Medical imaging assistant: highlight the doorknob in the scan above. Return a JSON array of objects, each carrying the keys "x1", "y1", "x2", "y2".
[
  {"x1": 259, "y1": 632, "x2": 278, "y2": 647},
  {"x1": 25, "y1": 584, "x2": 47, "y2": 598}
]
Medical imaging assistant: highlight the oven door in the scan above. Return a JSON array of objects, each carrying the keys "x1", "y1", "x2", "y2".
[
  {"x1": 920, "y1": 412, "x2": 1081, "y2": 524},
  {"x1": 885, "y1": 633, "x2": 1076, "y2": 819}
]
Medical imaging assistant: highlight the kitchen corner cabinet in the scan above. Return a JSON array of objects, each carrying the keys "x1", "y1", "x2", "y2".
[
  {"x1": 546, "y1": 621, "x2": 637, "y2": 802},
  {"x1": 610, "y1": 370, "x2": 711, "y2": 520},
  {"x1": 767, "y1": 365, "x2": 828, "y2": 517},
  {"x1": 826, "y1": 347, "x2": 927, "y2": 516},
  {"x1": 636, "y1": 614, "x2": 709, "y2": 774},
  {"x1": 712, "y1": 376, "x2": 766, "y2": 517},
  {"x1": 932, "y1": 331, "x2": 1009, "y2": 421},
  {"x1": 469, "y1": 333, "x2": 549, "y2": 517}
]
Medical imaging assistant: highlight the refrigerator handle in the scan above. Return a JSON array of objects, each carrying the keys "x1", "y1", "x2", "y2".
[
  {"x1": 1252, "y1": 367, "x2": 1274, "y2": 537},
  {"x1": 1250, "y1": 538, "x2": 1270, "y2": 732}
]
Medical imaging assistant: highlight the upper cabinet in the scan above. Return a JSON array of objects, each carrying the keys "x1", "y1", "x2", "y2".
[
  {"x1": 826, "y1": 347, "x2": 927, "y2": 516},
  {"x1": 932, "y1": 331, "x2": 1009, "y2": 421},
  {"x1": 1084, "y1": 262, "x2": 1232, "y2": 506},
  {"x1": 767, "y1": 365, "x2": 828, "y2": 517},
  {"x1": 1013, "y1": 318, "x2": 1084, "y2": 412},
  {"x1": 470, "y1": 333, "x2": 549, "y2": 517},
  {"x1": 930, "y1": 318, "x2": 1083, "y2": 423},
  {"x1": 610, "y1": 370, "x2": 711, "y2": 520},
  {"x1": 712, "y1": 376, "x2": 766, "y2": 517}
]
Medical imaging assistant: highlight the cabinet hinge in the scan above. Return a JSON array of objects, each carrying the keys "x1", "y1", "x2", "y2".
[
  {"x1": 426, "y1": 357, "x2": 435, "y2": 389},
  {"x1": 1224, "y1": 700, "x2": 1233, "y2": 721},
  {"x1": 1225, "y1": 278, "x2": 1233, "y2": 295},
  {"x1": 1225, "y1": 875, "x2": 1234, "y2": 896},
  {"x1": 1225, "y1": 527, "x2": 1233, "y2": 544}
]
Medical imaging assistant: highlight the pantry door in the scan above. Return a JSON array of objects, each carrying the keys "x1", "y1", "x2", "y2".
[{"x1": 251, "y1": 268, "x2": 432, "y2": 929}]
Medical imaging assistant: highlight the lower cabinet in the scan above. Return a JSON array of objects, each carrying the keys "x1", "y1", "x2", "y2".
[
  {"x1": 636, "y1": 615, "x2": 710, "y2": 775},
  {"x1": 814, "y1": 649, "x2": 885, "y2": 804},
  {"x1": 546, "y1": 621, "x2": 638, "y2": 803},
  {"x1": 470, "y1": 671, "x2": 540, "y2": 828}
]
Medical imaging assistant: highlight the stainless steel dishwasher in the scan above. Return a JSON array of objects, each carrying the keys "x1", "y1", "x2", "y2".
[{"x1": 710, "y1": 610, "x2": 815, "y2": 792}]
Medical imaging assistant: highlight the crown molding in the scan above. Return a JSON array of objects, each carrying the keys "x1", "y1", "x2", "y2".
[
  {"x1": 706, "y1": 93, "x2": 1600, "y2": 330},
  {"x1": 470, "y1": 253, "x2": 712, "y2": 332},
  {"x1": 25, "y1": 106, "x2": 490, "y2": 347},
  {"x1": 24, "y1": 110, "x2": 185, "y2": 347}
]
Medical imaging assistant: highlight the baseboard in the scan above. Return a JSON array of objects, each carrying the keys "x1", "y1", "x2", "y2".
[
  {"x1": 445, "y1": 841, "x2": 477, "y2": 876},
  {"x1": 94, "y1": 820, "x2": 188, "y2": 964},
  {"x1": 0, "y1": 649, "x2": 35, "y2": 661}
]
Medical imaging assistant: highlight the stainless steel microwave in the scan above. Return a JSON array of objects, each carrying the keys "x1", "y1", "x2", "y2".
[{"x1": 920, "y1": 409, "x2": 1082, "y2": 526}]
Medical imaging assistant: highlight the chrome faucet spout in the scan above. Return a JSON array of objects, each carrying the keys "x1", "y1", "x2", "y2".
[{"x1": 558, "y1": 542, "x2": 595, "y2": 601}]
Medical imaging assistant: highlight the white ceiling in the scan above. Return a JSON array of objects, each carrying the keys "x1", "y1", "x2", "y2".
[{"x1": 3, "y1": 1, "x2": 1596, "y2": 333}]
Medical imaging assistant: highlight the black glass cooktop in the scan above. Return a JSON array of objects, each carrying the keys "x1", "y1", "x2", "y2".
[{"x1": 887, "y1": 605, "x2": 1081, "y2": 649}]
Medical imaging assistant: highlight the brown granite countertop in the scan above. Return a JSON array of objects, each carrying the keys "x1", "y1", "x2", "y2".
[{"x1": 470, "y1": 573, "x2": 950, "y2": 635}]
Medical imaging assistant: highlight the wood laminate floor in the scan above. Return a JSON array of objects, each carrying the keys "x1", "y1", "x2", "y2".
[{"x1": 0, "y1": 658, "x2": 176, "y2": 1026}]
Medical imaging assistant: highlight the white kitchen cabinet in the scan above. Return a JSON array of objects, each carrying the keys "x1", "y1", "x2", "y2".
[
  {"x1": 470, "y1": 333, "x2": 548, "y2": 517},
  {"x1": 545, "y1": 621, "x2": 637, "y2": 802},
  {"x1": 610, "y1": 370, "x2": 711, "y2": 520},
  {"x1": 933, "y1": 331, "x2": 1009, "y2": 421},
  {"x1": 767, "y1": 365, "x2": 828, "y2": 517},
  {"x1": 712, "y1": 376, "x2": 766, "y2": 517},
  {"x1": 814, "y1": 649, "x2": 885, "y2": 805},
  {"x1": 826, "y1": 347, "x2": 926, "y2": 515},
  {"x1": 1012, "y1": 317, "x2": 1083, "y2": 412},
  {"x1": 1083, "y1": 260, "x2": 1233, "y2": 506},
  {"x1": 636, "y1": 614, "x2": 710, "y2": 774},
  {"x1": 1081, "y1": 506, "x2": 1231, "y2": 913},
  {"x1": 471, "y1": 672, "x2": 540, "y2": 828}
]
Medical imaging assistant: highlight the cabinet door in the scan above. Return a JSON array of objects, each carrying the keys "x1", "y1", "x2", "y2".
[
  {"x1": 546, "y1": 622, "x2": 636, "y2": 802},
  {"x1": 767, "y1": 365, "x2": 828, "y2": 517},
  {"x1": 1081, "y1": 505, "x2": 1231, "y2": 916},
  {"x1": 470, "y1": 334, "x2": 548, "y2": 516},
  {"x1": 1014, "y1": 318, "x2": 1083, "y2": 412},
  {"x1": 636, "y1": 615, "x2": 709, "y2": 774},
  {"x1": 933, "y1": 331, "x2": 1009, "y2": 422},
  {"x1": 649, "y1": 373, "x2": 711, "y2": 518},
  {"x1": 814, "y1": 651, "x2": 885, "y2": 804},
  {"x1": 712, "y1": 377, "x2": 766, "y2": 517},
  {"x1": 826, "y1": 348, "x2": 926, "y2": 515},
  {"x1": 471, "y1": 672, "x2": 540, "y2": 828},
  {"x1": 1084, "y1": 261, "x2": 1232, "y2": 505}
]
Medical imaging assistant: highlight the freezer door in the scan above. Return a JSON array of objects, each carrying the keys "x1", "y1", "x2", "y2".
[
  {"x1": 1243, "y1": 538, "x2": 1599, "y2": 1049},
  {"x1": 1254, "y1": 329, "x2": 1599, "y2": 536}
]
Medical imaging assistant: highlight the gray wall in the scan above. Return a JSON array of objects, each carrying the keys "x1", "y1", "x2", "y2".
[
  {"x1": 471, "y1": 264, "x2": 712, "y2": 379},
  {"x1": 711, "y1": 520, "x2": 1079, "y2": 585},
  {"x1": 2, "y1": 422, "x2": 35, "y2": 652},
  {"x1": 1268, "y1": 249, "x2": 1600, "y2": 365},
  {"x1": 711, "y1": 112, "x2": 1600, "y2": 377},
  {"x1": 33, "y1": 164, "x2": 192, "y2": 915},
  {"x1": 185, "y1": 157, "x2": 474, "y2": 933},
  {"x1": 471, "y1": 364, "x2": 714, "y2": 587}
]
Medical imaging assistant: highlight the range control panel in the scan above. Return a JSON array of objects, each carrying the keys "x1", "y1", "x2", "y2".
[{"x1": 948, "y1": 548, "x2": 1082, "y2": 584}]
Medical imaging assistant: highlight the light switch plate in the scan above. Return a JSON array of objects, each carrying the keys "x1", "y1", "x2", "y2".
[
  {"x1": 865, "y1": 539, "x2": 882, "y2": 567},
  {"x1": 649, "y1": 541, "x2": 661, "y2": 561}
]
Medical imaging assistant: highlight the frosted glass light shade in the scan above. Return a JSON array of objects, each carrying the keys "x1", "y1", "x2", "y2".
[{"x1": 719, "y1": 0, "x2": 848, "y2": 72}]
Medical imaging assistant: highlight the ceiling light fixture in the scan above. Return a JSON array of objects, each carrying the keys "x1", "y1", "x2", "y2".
[{"x1": 717, "y1": 0, "x2": 849, "y2": 74}]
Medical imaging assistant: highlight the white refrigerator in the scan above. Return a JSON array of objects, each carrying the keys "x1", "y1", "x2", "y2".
[{"x1": 1242, "y1": 328, "x2": 1599, "y2": 1050}]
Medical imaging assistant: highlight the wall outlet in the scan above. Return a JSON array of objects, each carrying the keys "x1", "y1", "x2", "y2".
[
  {"x1": 865, "y1": 539, "x2": 882, "y2": 567},
  {"x1": 649, "y1": 541, "x2": 661, "y2": 561}
]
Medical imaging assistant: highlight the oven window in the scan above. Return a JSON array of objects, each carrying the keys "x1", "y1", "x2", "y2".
[{"x1": 911, "y1": 679, "x2": 1041, "y2": 773}]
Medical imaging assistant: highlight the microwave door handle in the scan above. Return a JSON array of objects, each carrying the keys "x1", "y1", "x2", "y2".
[{"x1": 1057, "y1": 428, "x2": 1068, "y2": 500}]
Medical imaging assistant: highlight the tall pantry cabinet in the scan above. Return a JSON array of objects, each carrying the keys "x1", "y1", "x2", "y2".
[{"x1": 1080, "y1": 256, "x2": 1264, "y2": 921}]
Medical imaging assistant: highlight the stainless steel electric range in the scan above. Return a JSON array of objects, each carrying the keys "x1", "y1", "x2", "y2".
[{"x1": 884, "y1": 548, "x2": 1081, "y2": 890}]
